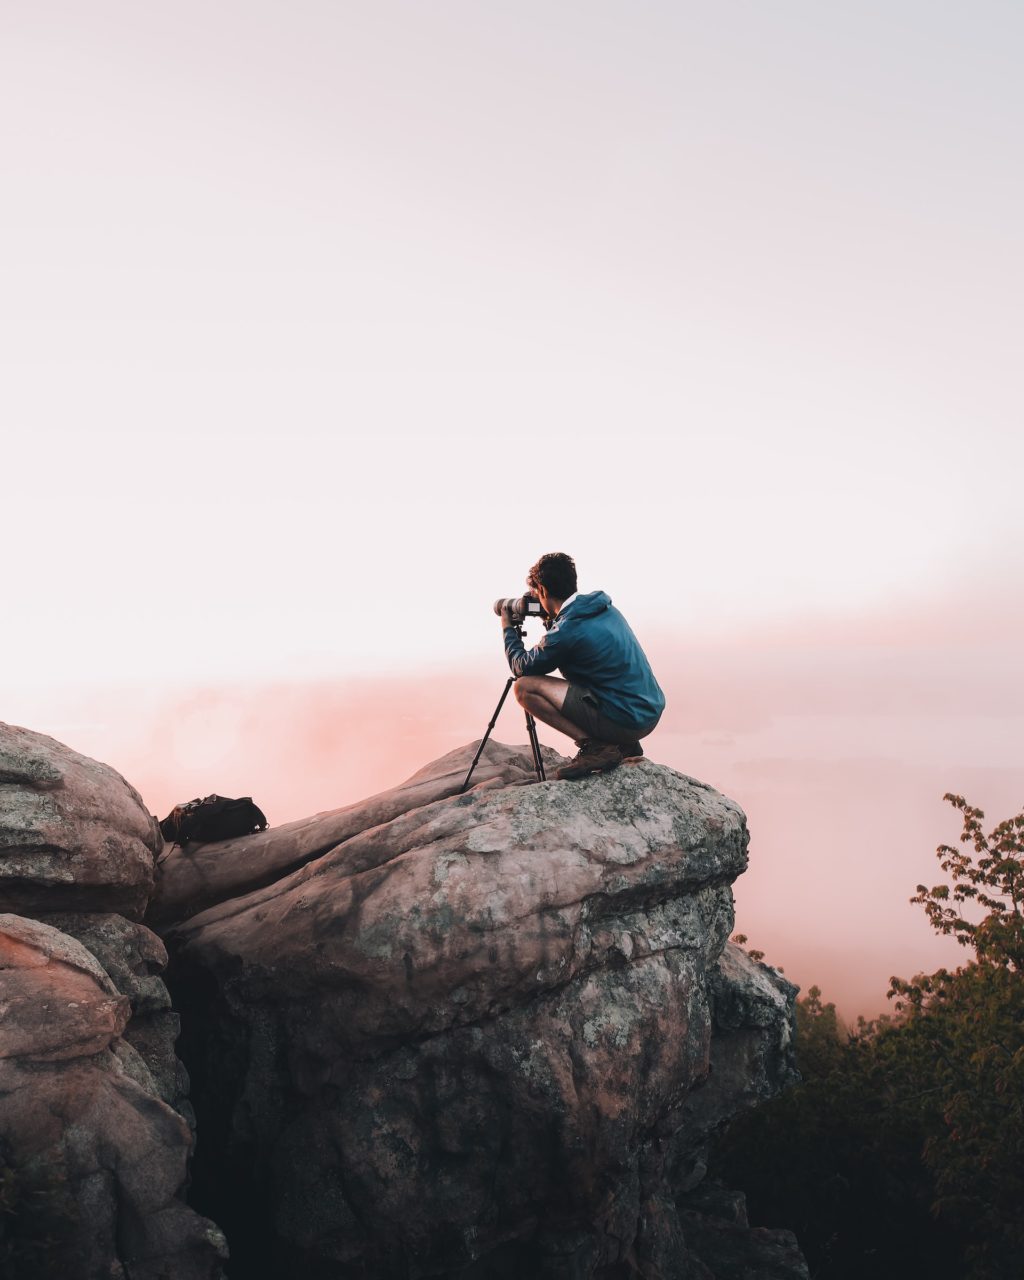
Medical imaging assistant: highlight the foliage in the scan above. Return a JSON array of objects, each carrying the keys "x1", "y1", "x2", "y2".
[
  {"x1": 713, "y1": 794, "x2": 1024, "y2": 1280},
  {"x1": 730, "y1": 932, "x2": 764, "y2": 963},
  {"x1": 890, "y1": 794, "x2": 1024, "y2": 1276},
  {"x1": 793, "y1": 985, "x2": 847, "y2": 1076},
  {"x1": 907, "y1": 793, "x2": 1024, "y2": 971},
  {"x1": 712, "y1": 989, "x2": 959, "y2": 1279}
]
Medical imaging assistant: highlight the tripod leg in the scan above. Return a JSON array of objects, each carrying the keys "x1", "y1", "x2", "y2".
[
  {"x1": 524, "y1": 711, "x2": 547, "y2": 783},
  {"x1": 460, "y1": 678, "x2": 516, "y2": 794}
]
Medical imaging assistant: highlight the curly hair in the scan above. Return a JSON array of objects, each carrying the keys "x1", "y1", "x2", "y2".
[{"x1": 527, "y1": 552, "x2": 577, "y2": 601}]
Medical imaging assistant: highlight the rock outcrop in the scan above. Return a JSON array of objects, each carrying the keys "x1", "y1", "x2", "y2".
[
  {"x1": 0, "y1": 721, "x2": 226, "y2": 1279},
  {"x1": 2, "y1": 719, "x2": 806, "y2": 1279},
  {"x1": 0, "y1": 914, "x2": 226, "y2": 1279},
  {"x1": 38, "y1": 910, "x2": 195, "y2": 1125},
  {"x1": 154, "y1": 740, "x2": 804, "y2": 1278},
  {"x1": 147, "y1": 739, "x2": 556, "y2": 926},
  {"x1": 0, "y1": 722, "x2": 160, "y2": 918}
]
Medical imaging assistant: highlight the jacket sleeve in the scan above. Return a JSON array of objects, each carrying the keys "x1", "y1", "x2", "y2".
[{"x1": 503, "y1": 624, "x2": 565, "y2": 678}]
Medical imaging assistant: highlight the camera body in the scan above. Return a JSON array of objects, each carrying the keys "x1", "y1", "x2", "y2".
[{"x1": 493, "y1": 593, "x2": 547, "y2": 626}]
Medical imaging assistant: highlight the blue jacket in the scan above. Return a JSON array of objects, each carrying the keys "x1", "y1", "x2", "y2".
[{"x1": 504, "y1": 590, "x2": 665, "y2": 729}]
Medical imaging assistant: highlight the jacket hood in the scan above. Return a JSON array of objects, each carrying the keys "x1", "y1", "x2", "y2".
[{"x1": 561, "y1": 590, "x2": 611, "y2": 619}]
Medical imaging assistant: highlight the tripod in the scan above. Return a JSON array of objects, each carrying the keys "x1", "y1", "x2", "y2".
[{"x1": 460, "y1": 669, "x2": 547, "y2": 794}]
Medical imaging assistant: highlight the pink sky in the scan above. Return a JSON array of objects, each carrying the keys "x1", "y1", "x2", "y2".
[
  {"x1": 2, "y1": 5, "x2": 1021, "y2": 1017},
  {"x1": 10, "y1": 563, "x2": 1020, "y2": 1019}
]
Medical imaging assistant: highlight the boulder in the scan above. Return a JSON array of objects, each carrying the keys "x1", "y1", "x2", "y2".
[
  {"x1": 0, "y1": 722, "x2": 161, "y2": 918},
  {"x1": 157, "y1": 739, "x2": 800, "y2": 1278},
  {"x1": 0, "y1": 913, "x2": 226, "y2": 1279},
  {"x1": 670, "y1": 944, "x2": 800, "y2": 1193},
  {"x1": 678, "y1": 1185, "x2": 810, "y2": 1280},
  {"x1": 148, "y1": 739, "x2": 561, "y2": 926},
  {"x1": 672, "y1": 950, "x2": 809, "y2": 1279},
  {"x1": 39, "y1": 911, "x2": 194, "y2": 1126}
]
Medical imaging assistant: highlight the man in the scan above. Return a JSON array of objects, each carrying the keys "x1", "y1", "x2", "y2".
[{"x1": 501, "y1": 552, "x2": 665, "y2": 780}]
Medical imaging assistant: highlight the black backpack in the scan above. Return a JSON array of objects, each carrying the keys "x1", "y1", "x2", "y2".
[{"x1": 159, "y1": 794, "x2": 268, "y2": 848}]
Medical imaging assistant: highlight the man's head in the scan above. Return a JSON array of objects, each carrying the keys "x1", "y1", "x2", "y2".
[{"x1": 527, "y1": 552, "x2": 577, "y2": 614}]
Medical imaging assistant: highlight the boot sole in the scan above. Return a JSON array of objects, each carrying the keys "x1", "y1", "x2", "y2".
[{"x1": 555, "y1": 757, "x2": 623, "y2": 781}]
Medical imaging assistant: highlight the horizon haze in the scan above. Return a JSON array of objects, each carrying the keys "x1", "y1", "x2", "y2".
[{"x1": 3, "y1": 2, "x2": 1021, "y2": 1019}]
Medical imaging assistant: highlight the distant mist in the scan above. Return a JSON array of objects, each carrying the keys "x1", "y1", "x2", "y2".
[{"x1": 10, "y1": 576, "x2": 1022, "y2": 1021}]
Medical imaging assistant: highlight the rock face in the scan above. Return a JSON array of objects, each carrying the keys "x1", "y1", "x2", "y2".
[
  {"x1": 0, "y1": 721, "x2": 161, "y2": 918},
  {"x1": 0, "y1": 721, "x2": 226, "y2": 1279},
  {"x1": 155, "y1": 740, "x2": 804, "y2": 1279},
  {"x1": 39, "y1": 911, "x2": 195, "y2": 1126},
  {"x1": 0, "y1": 914, "x2": 226, "y2": 1279},
  {"x1": 2, "y1": 718, "x2": 805, "y2": 1279}
]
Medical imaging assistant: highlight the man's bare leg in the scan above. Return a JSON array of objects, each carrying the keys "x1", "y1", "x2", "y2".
[{"x1": 513, "y1": 675, "x2": 588, "y2": 742}]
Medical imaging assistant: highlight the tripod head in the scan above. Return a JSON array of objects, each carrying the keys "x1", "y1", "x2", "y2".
[{"x1": 512, "y1": 616, "x2": 553, "y2": 643}]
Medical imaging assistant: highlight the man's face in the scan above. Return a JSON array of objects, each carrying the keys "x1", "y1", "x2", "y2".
[{"x1": 532, "y1": 582, "x2": 553, "y2": 616}]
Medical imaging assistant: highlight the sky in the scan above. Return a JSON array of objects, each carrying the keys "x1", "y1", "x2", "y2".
[{"x1": 2, "y1": 1, "x2": 1021, "y2": 1015}]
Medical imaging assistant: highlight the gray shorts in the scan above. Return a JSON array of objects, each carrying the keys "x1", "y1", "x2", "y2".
[{"x1": 562, "y1": 684, "x2": 659, "y2": 746}]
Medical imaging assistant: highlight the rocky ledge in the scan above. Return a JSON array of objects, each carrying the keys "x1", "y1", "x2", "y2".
[
  {"x1": 1, "y1": 724, "x2": 806, "y2": 1279},
  {"x1": 155, "y1": 740, "x2": 805, "y2": 1279}
]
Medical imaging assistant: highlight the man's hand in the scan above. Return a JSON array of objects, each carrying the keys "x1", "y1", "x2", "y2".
[{"x1": 500, "y1": 603, "x2": 516, "y2": 629}]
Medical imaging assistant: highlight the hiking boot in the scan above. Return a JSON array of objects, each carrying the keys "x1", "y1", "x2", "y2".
[
  {"x1": 556, "y1": 740, "x2": 624, "y2": 781},
  {"x1": 621, "y1": 740, "x2": 644, "y2": 759}
]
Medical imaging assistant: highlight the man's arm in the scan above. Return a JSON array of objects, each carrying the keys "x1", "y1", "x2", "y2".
[{"x1": 502, "y1": 622, "x2": 562, "y2": 678}]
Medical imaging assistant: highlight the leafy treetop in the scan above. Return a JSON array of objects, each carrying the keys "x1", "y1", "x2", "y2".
[{"x1": 907, "y1": 792, "x2": 1024, "y2": 974}]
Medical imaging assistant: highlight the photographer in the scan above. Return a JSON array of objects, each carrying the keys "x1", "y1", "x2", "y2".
[{"x1": 500, "y1": 552, "x2": 665, "y2": 781}]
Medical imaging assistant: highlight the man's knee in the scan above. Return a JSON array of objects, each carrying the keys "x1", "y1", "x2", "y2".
[{"x1": 514, "y1": 677, "x2": 542, "y2": 706}]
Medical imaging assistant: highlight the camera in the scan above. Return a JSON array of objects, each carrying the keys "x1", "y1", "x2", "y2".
[{"x1": 493, "y1": 593, "x2": 546, "y2": 626}]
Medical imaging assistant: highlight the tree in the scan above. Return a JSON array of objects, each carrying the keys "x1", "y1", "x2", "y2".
[
  {"x1": 903, "y1": 793, "x2": 1024, "y2": 973},
  {"x1": 886, "y1": 795, "x2": 1024, "y2": 1277},
  {"x1": 712, "y1": 795, "x2": 1024, "y2": 1280},
  {"x1": 794, "y1": 985, "x2": 846, "y2": 1075}
]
